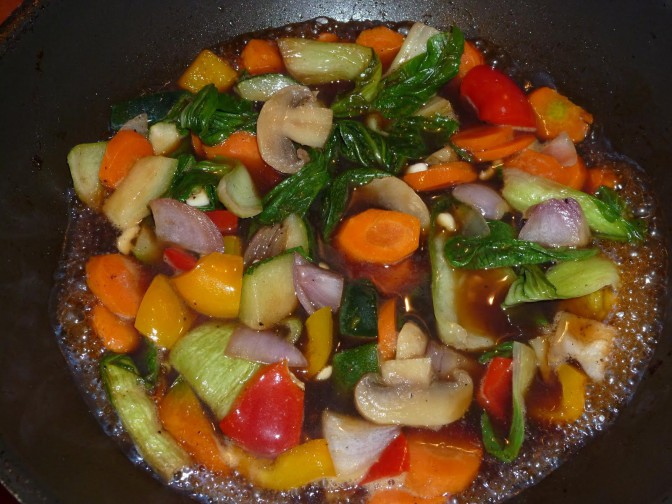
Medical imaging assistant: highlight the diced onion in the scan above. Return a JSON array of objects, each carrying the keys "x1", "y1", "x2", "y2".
[
  {"x1": 541, "y1": 131, "x2": 578, "y2": 167},
  {"x1": 225, "y1": 325, "x2": 307, "y2": 368},
  {"x1": 519, "y1": 197, "x2": 590, "y2": 247},
  {"x1": 293, "y1": 254, "x2": 344, "y2": 314},
  {"x1": 453, "y1": 183, "x2": 511, "y2": 220},
  {"x1": 150, "y1": 198, "x2": 224, "y2": 254}
]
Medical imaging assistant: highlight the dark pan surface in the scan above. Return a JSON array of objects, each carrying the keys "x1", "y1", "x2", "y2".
[{"x1": 0, "y1": 1, "x2": 671, "y2": 502}]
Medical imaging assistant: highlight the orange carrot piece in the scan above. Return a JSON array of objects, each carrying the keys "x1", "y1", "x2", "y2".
[
  {"x1": 404, "y1": 426, "x2": 483, "y2": 498},
  {"x1": 334, "y1": 209, "x2": 421, "y2": 265},
  {"x1": 367, "y1": 489, "x2": 445, "y2": 504},
  {"x1": 202, "y1": 131, "x2": 283, "y2": 194},
  {"x1": 85, "y1": 253, "x2": 146, "y2": 319},
  {"x1": 451, "y1": 125, "x2": 514, "y2": 152},
  {"x1": 505, "y1": 149, "x2": 587, "y2": 190},
  {"x1": 90, "y1": 303, "x2": 141, "y2": 353},
  {"x1": 402, "y1": 162, "x2": 478, "y2": 192},
  {"x1": 457, "y1": 40, "x2": 485, "y2": 80},
  {"x1": 241, "y1": 39, "x2": 285, "y2": 76},
  {"x1": 356, "y1": 26, "x2": 405, "y2": 70},
  {"x1": 316, "y1": 32, "x2": 339, "y2": 42},
  {"x1": 99, "y1": 130, "x2": 153, "y2": 189},
  {"x1": 473, "y1": 134, "x2": 536, "y2": 162},
  {"x1": 377, "y1": 298, "x2": 398, "y2": 361},
  {"x1": 191, "y1": 133, "x2": 206, "y2": 158},
  {"x1": 584, "y1": 166, "x2": 619, "y2": 194},
  {"x1": 528, "y1": 87, "x2": 594, "y2": 142},
  {"x1": 158, "y1": 380, "x2": 230, "y2": 475}
]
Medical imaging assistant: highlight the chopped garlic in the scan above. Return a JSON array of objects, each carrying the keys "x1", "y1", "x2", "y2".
[
  {"x1": 436, "y1": 212, "x2": 457, "y2": 232},
  {"x1": 406, "y1": 162, "x2": 428, "y2": 174},
  {"x1": 186, "y1": 188, "x2": 211, "y2": 207}
]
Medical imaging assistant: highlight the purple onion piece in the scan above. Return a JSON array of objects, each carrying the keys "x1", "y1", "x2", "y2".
[
  {"x1": 541, "y1": 131, "x2": 578, "y2": 167},
  {"x1": 453, "y1": 183, "x2": 511, "y2": 220},
  {"x1": 150, "y1": 198, "x2": 224, "y2": 254},
  {"x1": 225, "y1": 325, "x2": 307, "y2": 368},
  {"x1": 243, "y1": 223, "x2": 286, "y2": 266},
  {"x1": 519, "y1": 197, "x2": 590, "y2": 247},
  {"x1": 293, "y1": 254, "x2": 344, "y2": 315}
]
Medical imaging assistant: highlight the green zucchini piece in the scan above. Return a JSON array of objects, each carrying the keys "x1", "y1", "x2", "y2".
[
  {"x1": 338, "y1": 280, "x2": 378, "y2": 337},
  {"x1": 110, "y1": 91, "x2": 186, "y2": 132},
  {"x1": 217, "y1": 164, "x2": 262, "y2": 218},
  {"x1": 281, "y1": 214, "x2": 310, "y2": 255},
  {"x1": 102, "y1": 155, "x2": 178, "y2": 230},
  {"x1": 131, "y1": 221, "x2": 163, "y2": 264},
  {"x1": 239, "y1": 252, "x2": 298, "y2": 330},
  {"x1": 100, "y1": 354, "x2": 191, "y2": 480},
  {"x1": 235, "y1": 73, "x2": 298, "y2": 102},
  {"x1": 278, "y1": 38, "x2": 372, "y2": 85},
  {"x1": 332, "y1": 342, "x2": 379, "y2": 393},
  {"x1": 67, "y1": 141, "x2": 107, "y2": 210},
  {"x1": 169, "y1": 322, "x2": 261, "y2": 419}
]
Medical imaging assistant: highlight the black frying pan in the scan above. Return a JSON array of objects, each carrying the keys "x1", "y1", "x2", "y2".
[{"x1": 1, "y1": 1, "x2": 671, "y2": 502}]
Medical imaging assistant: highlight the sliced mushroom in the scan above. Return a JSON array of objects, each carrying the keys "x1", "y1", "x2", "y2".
[
  {"x1": 380, "y1": 357, "x2": 434, "y2": 387},
  {"x1": 547, "y1": 311, "x2": 617, "y2": 382},
  {"x1": 356, "y1": 176, "x2": 430, "y2": 231},
  {"x1": 257, "y1": 85, "x2": 333, "y2": 174},
  {"x1": 395, "y1": 321, "x2": 428, "y2": 360},
  {"x1": 354, "y1": 369, "x2": 473, "y2": 427}
]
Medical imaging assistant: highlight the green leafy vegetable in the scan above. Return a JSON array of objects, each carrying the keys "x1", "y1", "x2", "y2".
[
  {"x1": 169, "y1": 84, "x2": 258, "y2": 146},
  {"x1": 331, "y1": 120, "x2": 405, "y2": 174},
  {"x1": 373, "y1": 28, "x2": 464, "y2": 118},
  {"x1": 502, "y1": 168, "x2": 645, "y2": 242},
  {"x1": 481, "y1": 342, "x2": 535, "y2": 463},
  {"x1": 478, "y1": 341, "x2": 514, "y2": 365},
  {"x1": 339, "y1": 280, "x2": 379, "y2": 337},
  {"x1": 168, "y1": 154, "x2": 234, "y2": 210},
  {"x1": 322, "y1": 169, "x2": 390, "y2": 238},
  {"x1": 387, "y1": 114, "x2": 460, "y2": 160},
  {"x1": 502, "y1": 265, "x2": 557, "y2": 307},
  {"x1": 257, "y1": 149, "x2": 329, "y2": 226},
  {"x1": 445, "y1": 220, "x2": 597, "y2": 269},
  {"x1": 111, "y1": 91, "x2": 187, "y2": 132},
  {"x1": 331, "y1": 54, "x2": 383, "y2": 118}
]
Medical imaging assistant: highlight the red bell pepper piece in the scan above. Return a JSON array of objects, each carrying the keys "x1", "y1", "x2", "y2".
[
  {"x1": 477, "y1": 357, "x2": 513, "y2": 424},
  {"x1": 163, "y1": 247, "x2": 198, "y2": 272},
  {"x1": 460, "y1": 65, "x2": 536, "y2": 129},
  {"x1": 219, "y1": 362, "x2": 304, "y2": 458},
  {"x1": 360, "y1": 433, "x2": 410, "y2": 484},
  {"x1": 205, "y1": 210, "x2": 239, "y2": 235}
]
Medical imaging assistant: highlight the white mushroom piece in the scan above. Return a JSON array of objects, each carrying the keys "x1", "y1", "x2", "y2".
[
  {"x1": 257, "y1": 85, "x2": 333, "y2": 174},
  {"x1": 355, "y1": 321, "x2": 473, "y2": 427},
  {"x1": 547, "y1": 311, "x2": 617, "y2": 382}
]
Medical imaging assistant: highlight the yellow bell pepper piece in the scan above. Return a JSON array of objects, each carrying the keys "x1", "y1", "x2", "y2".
[
  {"x1": 178, "y1": 49, "x2": 238, "y2": 93},
  {"x1": 172, "y1": 253, "x2": 243, "y2": 318},
  {"x1": 558, "y1": 287, "x2": 617, "y2": 321},
  {"x1": 238, "y1": 439, "x2": 335, "y2": 491},
  {"x1": 134, "y1": 274, "x2": 195, "y2": 348},
  {"x1": 222, "y1": 235, "x2": 242, "y2": 256},
  {"x1": 305, "y1": 307, "x2": 333, "y2": 378},
  {"x1": 530, "y1": 363, "x2": 587, "y2": 424}
]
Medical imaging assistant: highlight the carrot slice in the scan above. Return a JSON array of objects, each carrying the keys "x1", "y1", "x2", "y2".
[
  {"x1": 191, "y1": 133, "x2": 206, "y2": 158},
  {"x1": 90, "y1": 303, "x2": 141, "y2": 353},
  {"x1": 473, "y1": 134, "x2": 536, "y2": 162},
  {"x1": 451, "y1": 125, "x2": 515, "y2": 152},
  {"x1": 202, "y1": 131, "x2": 282, "y2": 194},
  {"x1": 505, "y1": 149, "x2": 587, "y2": 190},
  {"x1": 85, "y1": 253, "x2": 146, "y2": 319},
  {"x1": 334, "y1": 209, "x2": 421, "y2": 265},
  {"x1": 528, "y1": 86, "x2": 594, "y2": 142},
  {"x1": 404, "y1": 426, "x2": 483, "y2": 498},
  {"x1": 584, "y1": 166, "x2": 619, "y2": 194},
  {"x1": 99, "y1": 130, "x2": 153, "y2": 189},
  {"x1": 367, "y1": 489, "x2": 445, "y2": 504},
  {"x1": 457, "y1": 40, "x2": 485, "y2": 79},
  {"x1": 158, "y1": 380, "x2": 230, "y2": 475},
  {"x1": 377, "y1": 298, "x2": 398, "y2": 361},
  {"x1": 316, "y1": 32, "x2": 339, "y2": 42},
  {"x1": 356, "y1": 26, "x2": 405, "y2": 70},
  {"x1": 241, "y1": 39, "x2": 285, "y2": 76},
  {"x1": 402, "y1": 162, "x2": 477, "y2": 192}
]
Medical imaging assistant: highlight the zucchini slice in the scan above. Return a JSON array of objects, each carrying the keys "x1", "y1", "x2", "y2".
[
  {"x1": 235, "y1": 73, "x2": 298, "y2": 102},
  {"x1": 67, "y1": 141, "x2": 107, "y2": 210}
]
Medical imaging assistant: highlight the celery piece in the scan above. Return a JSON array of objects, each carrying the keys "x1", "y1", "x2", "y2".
[
  {"x1": 278, "y1": 38, "x2": 372, "y2": 85},
  {"x1": 235, "y1": 73, "x2": 297, "y2": 102},
  {"x1": 502, "y1": 168, "x2": 644, "y2": 242},
  {"x1": 546, "y1": 255, "x2": 620, "y2": 298},
  {"x1": 169, "y1": 322, "x2": 261, "y2": 419},
  {"x1": 67, "y1": 141, "x2": 107, "y2": 210},
  {"x1": 101, "y1": 354, "x2": 191, "y2": 480}
]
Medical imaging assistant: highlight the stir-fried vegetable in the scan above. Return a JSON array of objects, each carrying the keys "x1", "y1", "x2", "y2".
[{"x1": 63, "y1": 18, "x2": 654, "y2": 502}]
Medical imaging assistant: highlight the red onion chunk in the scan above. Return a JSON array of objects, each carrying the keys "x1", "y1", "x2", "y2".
[
  {"x1": 226, "y1": 325, "x2": 307, "y2": 368},
  {"x1": 453, "y1": 183, "x2": 510, "y2": 220},
  {"x1": 294, "y1": 254, "x2": 344, "y2": 315},
  {"x1": 150, "y1": 198, "x2": 224, "y2": 255},
  {"x1": 541, "y1": 131, "x2": 577, "y2": 167},
  {"x1": 519, "y1": 197, "x2": 590, "y2": 247},
  {"x1": 243, "y1": 224, "x2": 285, "y2": 266}
]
